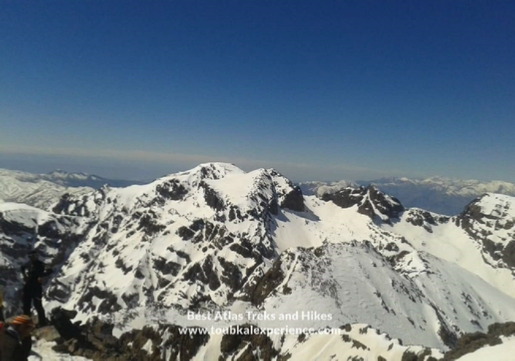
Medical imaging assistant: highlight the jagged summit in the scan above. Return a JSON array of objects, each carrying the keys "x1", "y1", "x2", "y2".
[
  {"x1": 457, "y1": 193, "x2": 515, "y2": 269},
  {"x1": 170, "y1": 162, "x2": 244, "y2": 183},
  {"x1": 460, "y1": 193, "x2": 515, "y2": 220},
  {"x1": 321, "y1": 184, "x2": 404, "y2": 221}
]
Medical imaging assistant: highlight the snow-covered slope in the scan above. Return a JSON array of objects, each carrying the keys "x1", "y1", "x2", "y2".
[
  {"x1": 383, "y1": 193, "x2": 515, "y2": 299},
  {"x1": 2, "y1": 163, "x2": 515, "y2": 359},
  {"x1": 243, "y1": 241, "x2": 515, "y2": 349}
]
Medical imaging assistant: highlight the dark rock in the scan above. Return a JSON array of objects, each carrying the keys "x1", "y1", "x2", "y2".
[
  {"x1": 218, "y1": 257, "x2": 243, "y2": 290},
  {"x1": 322, "y1": 187, "x2": 363, "y2": 209},
  {"x1": 268, "y1": 197, "x2": 279, "y2": 216},
  {"x1": 0, "y1": 216, "x2": 33, "y2": 235},
  {"x1": 156, "y1": 179, "x2": 188, "y2": 201},
  {"x1": 458, "y1": 196, "x2": 515, "y2": 269},
  {"x1": 77, "y1": 287, "x2": 122, "y2": 314},
  {"x1": 182, "y1": 256, "x2": 221, "y2": 291},
  {"x1": 442, "y1": 322, "x2": 515, "y2": 360},
  {"x1": 250, "y1": 259, "x2": 285, "y2": 306},
  {"x1": 200, "y1": 182, "x2": 225, "y2": 211},
  {"x1": 115, "y1": 258, "x2": 133, "y2": 274},
  {"x1": 502, "y1": 241, "x2": 515, "y2": 268},
  {"x1": 322, "y1": 185, "x2": 403, "y2": 221},
  {"x1": 368, "y1": 185, "x2": 404, "y2": 219},
  {"x1": 138, "y1": 212, "x2": 165, "y2": 235},
  {"x1": 280, "y1": 186, "x2": 305, "y2": 212},
  {"x1": 50, "y1": 308, "x2": 82, "y2": 341},
  {"x1": 177, "y1": 226, "x2": 195, "y2": 240},
  {"x1": 38, "y1": 220, "x2": 61, "y2": 238},
  {"x1": 351, "y1": 340, "x2": 367, "y2": 350},
  {"x1": 219, "y1": 324, "x2": 279, "y2": 361},
  {"x1": 154, "y1": 257, "x2": 181, "y2": 276},
  {"x1": 229, "y1": 240, "x2": 253, "y2": 258}
]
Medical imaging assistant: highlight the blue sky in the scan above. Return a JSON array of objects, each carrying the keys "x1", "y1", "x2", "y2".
[{"x1": 1, "y1": 1, "x2": 514, "y2": 182}]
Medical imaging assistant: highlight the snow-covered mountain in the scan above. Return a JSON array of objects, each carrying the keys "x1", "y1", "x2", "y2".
[
  {"x1": 300, "y1": 176, "x2": 515, "y2": 216},
  {"x1": 1, "y1": 163, "x2": 515, "y2": 360},
  {"x1": 0, "y1": 168, "x2": 142, "y2": 210},
  {"x1": 0, "y1": 168, "x2": 93, "y2": 210},
  {"x1": 42, "y1": 169, "x2": 143, "y2": 188}
]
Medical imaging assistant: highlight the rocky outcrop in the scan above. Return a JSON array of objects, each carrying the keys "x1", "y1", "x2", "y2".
[
  {"x1": 280, "y1": 185, "x2": 305, "y2": 212},
  {"x1": 405, "y1": 210, "x2": 449, "y2": 233},
  {"x1": 200, "y1": 181, "x2": 225, "y2": 211},
  {"x1": 322, "y1": 185, "x2": 404, "y2": 221},
  {"x1": 48, "y1": 308, "x2": 210, "y2": 361},
  {"x1": 155, "y1": 179, "x2": 188, "y2": 201},
  {"x1": 219, "y1": 324, "x2": 280, "y2": 360},
  {"x1": 457, "y1": 194, "x2": 515, "y2": 269},
  {"x1": 441, "y1": 322, "x2": 515, "y2": 360}
]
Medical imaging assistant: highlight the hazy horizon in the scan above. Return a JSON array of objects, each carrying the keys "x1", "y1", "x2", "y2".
[{"x1": 1, "y1": 152, "x2": 514, "y2": 185}]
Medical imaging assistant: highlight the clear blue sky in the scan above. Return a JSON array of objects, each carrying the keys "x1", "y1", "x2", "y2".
[{"x1": 1, "y1": 0, "x2": 514, "y2": 182}]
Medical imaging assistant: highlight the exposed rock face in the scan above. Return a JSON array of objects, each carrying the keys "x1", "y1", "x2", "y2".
[
  {"x1": 441, "y1": 322, "x2": 515, "y2": 361},
  {"x1": 155, "y1": 179, "x2": 188, "y2": 201},
  {"x1": 247, "y1": 258, "x2": 286, "y2": 306},
  {"x1": 218, "y1": 324, "x2": 281, "y2": 360},
  {"x1": 457, "y1": 193, "x2": 515, "y2": 269},
  {"x1": 200, "y1": 181, "x2": 225, "y2": 212},
  {"x1": 279, "y1": 185, "x2": 305, "y2": 212},
  {"x1": 0, "y1": 205, "x2": 85, "y2": 316},
  {"x1": 404, "y1": 210, "x2": 450, "y2": 233},
  {"x1": 322, "y1": 185, "x2": 404, "y2": 221}
]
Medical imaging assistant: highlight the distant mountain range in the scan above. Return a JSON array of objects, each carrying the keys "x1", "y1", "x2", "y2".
[
  {"x1": 300, "y1": 176, "x2": 515, "y2": 215},
  {"x1": 3, "y1": 167, "x2": 515, "y2": 216},
  {"x1": 0, "y1": 168, "x2": 144, "y2": 210},
  {"x1": 1, "y1": 163, "x2": 515, "y2": 360},
  {"x1": 1, "y1": 168, "x2": 143, "y2": 188}
]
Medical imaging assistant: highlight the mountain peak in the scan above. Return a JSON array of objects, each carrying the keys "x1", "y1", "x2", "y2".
[
  {"x1": 321, "y1": 184, "x2": 404, "y2": 221},
  {"x1": 458, "y1": 193, "x2": 515, "y2": 268},
  {"x1": 171, "y1": 162, "x2": 244, "y2": 184},
  {"x1": 460, "y1": 193, "x2": 515, "y2": 222}
]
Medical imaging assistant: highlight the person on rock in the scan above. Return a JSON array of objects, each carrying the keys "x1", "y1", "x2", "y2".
[
  {"x1": 0, "y1": 287, "x2": 4, "y2": 322},
  {"x1": 21, "y1": 251, "x2": 52, "y2": 327},
  {"x1": 1, "y1": 314, "x2": 35, "y2": 361}
]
